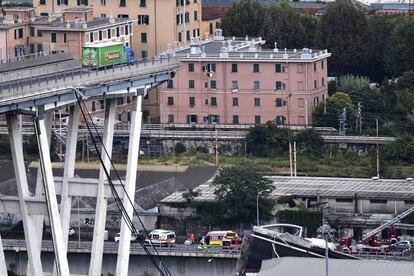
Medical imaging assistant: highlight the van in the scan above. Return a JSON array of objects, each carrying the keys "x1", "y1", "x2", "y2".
[
  {"x1": 145, "y1": 229, "x2": 176, "y2": 246},
  {"x1": 204, "y1": 231, "x2": 241, "y2": 247}
]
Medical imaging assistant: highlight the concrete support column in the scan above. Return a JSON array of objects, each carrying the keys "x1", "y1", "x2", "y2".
[
  {"x1": 60, "y1": 105, "x2": 80, "y2": 246},
  {"x1": 36, "y1": 107, "x2": 70, "y2": 276},
  {"x1": 28, "y1": 111, "x2": 53, "y2": 276},
  {"x1": 7, "y1": 114, "x2": 44, "y2": 276},
  {"x1": 116, "y1": 94, "x2": 143, "y2": 276},
  {"x1": 89, "y1": 98, "x2": 116, "y2": 276},
  {"x1": 0, "y1": 234, "x2": 7, "y2": 276}
]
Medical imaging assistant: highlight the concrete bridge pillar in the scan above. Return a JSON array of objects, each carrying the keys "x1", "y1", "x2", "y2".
[
  {"x1": 89, "y1": 98, "x2": 117, "y2": 276},
  {"x1": 116, "y1": 91, "x2": 144, "y2": 276},
  {"x1": 0, "y1": 234, "x2": 7, "y2": 275},
  {"x1": 7, "y1": 113, "x2": 44, "y2": 276},
  {"x1": 35, "y1": 106, "x2": 70, "y2": 276}
]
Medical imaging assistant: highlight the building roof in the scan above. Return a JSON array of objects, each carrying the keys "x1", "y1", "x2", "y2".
[
  {"x1": 202, "y1": 7, "x2": 226, "y2": 21},
  {"x1": 165, "y1": 36, "x2": 330, "y2": 62},
  {"x1": 371, "y1": 3, "x2": 411, "y2": 10},
  {"x1": 37, "y1": 17, "x2": 132, "y2": 32},
  {"x1": 0, "y1": 161, "x2": 218, "y2": 210},
  {"x1": 63, "y1": 7, "x2": 93, "y2": 13},
  {"x1": 258, "y1": 257, "x2": 414, "y2": 276},
  {"x1": 162, "y1": 175, "x2": 414, "y2": 203},
  {"x1": 3, "y1": 7, "x2": 35, "y2": 12}
]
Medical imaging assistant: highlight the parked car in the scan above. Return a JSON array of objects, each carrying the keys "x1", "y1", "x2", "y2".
[
  {"x1": 390, "y1": 241, "x2": 413, "y2": 252},
  {"x1": 114, "y1": 231, "x2": 143, "y2": 243}
]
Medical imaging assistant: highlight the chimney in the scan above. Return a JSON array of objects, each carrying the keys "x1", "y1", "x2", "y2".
[
  {"x1": 66, "y1": 23, "x2": 71, "y2": 28},
  {"x1": 82, "y1": 23, "x2": 88, "y2": 30},
  {"x1": 109, "y1": 12, "x2": 115, "y2": 24}
]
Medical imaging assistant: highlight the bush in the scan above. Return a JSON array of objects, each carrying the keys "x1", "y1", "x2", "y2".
[{"x1": 174, "y1": 142, "x2": 186, "y2": 155}]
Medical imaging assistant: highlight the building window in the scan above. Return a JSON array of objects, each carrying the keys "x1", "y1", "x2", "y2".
[
  {"x1": 275, "y1": 81, "x2": 285, "y2": 91},
  {"x1": 189, "y1": 97, "x2": 195, "y2": 106},
  {"x1": 232, "y1": 81, "x2": 238, "y2": 90},
  {"x1": 254, "y1": 98, "x2": 260, "y2": 107},
  {"x1": 89, "y1": 32, "x2": 94, "y2": 43},
  {"x1": 127, "y1": 112, "x2": 131, "y2": 122},
  {"x1": 101, "y1": 13, "x2": 106, "y2": 18},
  {"x1": 29, "y1": 44, "x2": 35, "y2": 53},
  {"x1": 118, "y1": 114, "x2": 122, "y2": 121},
  {"x1": 276, "y1": 116, "x2": 286, "y2": 125},
  {"x1": 30, "y1": 27, "x2": 35, "y2": 37},
  {"x1": 211, "y1": 97, "x2": 217, "y2": 106},
  {"x1": 107, "y1": 29, "x2": 112, "y2": 39},
  {"x1": 140, "y1": 0, "x2": 146, "y2": 7},
  {"x1": 167, "y1": 80, "x2": 173, "y2": 88},
  {"x1": 186, "y1": 30, "x2": 190, "y2": 41},
  {"x1": 117, "y1": 97, "x2": 124, "y2": 105},
  {"x1": 322, "y1": 77, "x2": 325, "y2": 86},
  {"x1": 204, "y1": 63, "x2": 216, "y2": 72},
  {"x1": 314, "y1": 63, "x2": 317, "y2": 71},
  {"x1": 168, "y1": 114, "x2": 174, "y2": 123},
  {"x1": 120, "y1": 0, "x2": 126, "y2": 7},
  {"x1": 100, "y1": 100, "x2": 104, "y2": 110},
  {"x1": 167, "y1": 97, "x2": 174, "y2": 105},
  {"x1": 194, "y1": 11, "x2": 198, "y2": 21},
  {"x1": 63, "y1": 32, "x2": 67, "y2": 43},
  {"x1": 370, "y1": 199, "x2": 387, "y2": 204},
  {"x1": 187, "y1": 115, "x2": 198, "y2": 124},
  {"x1": 101, "y1": 0, "x2": 106, "y2": 5},
  {"x1": 99, "y1": 30, "x2": 103, "y2": 40},
  {"x1": 141, "y1": 50, "x2": 147, "y2": 58},
  {"x1": 92, "y1": 101, "x2": 96, "y2": 111},
  {"x1": 253, "y1": 81, "x2": 260, "y2": 90},
  {"x1": 188, "y1": 63, "x2": 194, "y2": 72},
  {"x1": 232, "y1": 97, "x2": 238, "y2": 106},
  {"x1": 50, "y1": 32, "x2": 57, "y2": 43},
  {"x1": 189, "y1": 80, "x2": 195, "y2": 89},
  {"x1": 178, "y1": 32, "x2": 182, "y2": 42},
  {"x1": 39, "y1": 0, "x2": 46, "y2": 4},
  {"x1": 210, "y1": 115, "x2": 220, "y2": 124},
  {"x1": 125, "y1": 25, "x2": 129, "y2": 35},
  {"x1": 138, "y1": 15, "x2": 149, "y2": 25},
  {"x1": 314, "y1": 96, "x2": 319, "y2": 106},
  {"x1": 232, "y1": 115, "x2": 239, "y2": 124},
  {"x1": 14, "y1": 28, "x2": 23, "y2": 39},
  {"x1": 321, "y1": 60, "x2": 324, "y2": 69},
  {"x1": 141, "y1": 32, "x2": 147, "y2": 43},
  {"x1": 210, "y1": 80, "x2": 217, "y2": 89},
  {"x1": 275, "y1": 64, "x2": 283, "y2": 73},
  {"x1": 253, "y1": 63, "x2": 259, "y2": 73},
  {"x1": 231, "y1": 64, "x2": 238, "y2": 73},
  {"x1": 297, "y1": 81, "x2": 304, "y2": 90},
  {"x1": 255, "y1": 115, "x2": 261, "y2": 124},
  {"x1": 37, "y1": 30, "x2": 43, "y2": 37},
  {"x1": 298, "y1": 98, "x2": 304, "y2": 108},
  {"x1": 116, "y1": 27, "x2": 120, "y2": 37},
  {"x1": 335, "y1": 198, "x2": 353, "y2": 203},
  {"x1": 275, "y1": 98, "x2": 285, "y2": 107},
  {"x1": 314, "y1": 80, "x2": 317, "y2": 89}
]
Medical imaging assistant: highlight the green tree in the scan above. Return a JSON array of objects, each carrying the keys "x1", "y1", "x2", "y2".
[
  {"x1": 221, "y1": 0, "x2": 265, "y2": 37},
  {"x1": 313, "y1": 92, "x2": 355, "y2": 128},
  {"x1": 366, "y1": 16, "x2": 395, "y2": 81},
  {"x1": 317, "y1": 0, "x2": 370, "y2": 76},
  {"x1": 212, "y1": 165, "x2": 274, "y2": 225},
  {"x1": 263, "y1": 3, "x2": 317, "y2": 48},
  {"x1": 338, "y1": 74, "x2": 370, "y2": 93},
  {"x1": 246, "y1": 121, "x2": 289, "y2": 157},
  {"x1": 295, "y1": 129, "x2": 324, "y2": 156},
  {"x1": 384, "y1": 17, "x2": 414, "y2": 77}
]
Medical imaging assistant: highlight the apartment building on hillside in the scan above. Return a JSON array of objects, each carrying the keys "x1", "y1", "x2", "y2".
[
  {"x1": 159, "y1": 31, "x2": 331, "y2": 126},
  {"x1": 33, "y1": 0, "x2": 202, "y2": 58},
  {"x1": 38, "y1": 7, "x2": 133, "y2": 59}
]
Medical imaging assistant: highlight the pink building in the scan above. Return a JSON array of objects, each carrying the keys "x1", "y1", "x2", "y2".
[{"x1": 159, "y1": 32, "x2": 331, "y2": 126}]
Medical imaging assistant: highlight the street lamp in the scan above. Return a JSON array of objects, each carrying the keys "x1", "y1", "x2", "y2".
[{"x1": 256, "y1": 189, "x2": 271, "y2": 227}]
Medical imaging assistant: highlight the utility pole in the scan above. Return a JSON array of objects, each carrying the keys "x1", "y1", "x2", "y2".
[
  {"x1": 376, "y1": 118, "x2": 380, "y2": 178},
  {"x1": 215, "y1": 127, "x2": 218, "y2": 166},
  {"x1": 356, "y1": 102, "x2": 362, "y2": 134},
  {"x1": 293, "y1": 141, "x2": 297, "y2": 177},
  {"x1": 287, "y1": 94, "x2": 293, "y2": 177},
  {"x1": 338, "y1": 108, "x2": 347, "y2": 136}
]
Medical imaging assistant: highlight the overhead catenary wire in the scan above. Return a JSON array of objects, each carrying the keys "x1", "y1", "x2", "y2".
[{"x1": 74, "y1": 91, "x2": 172, "y2": 276}]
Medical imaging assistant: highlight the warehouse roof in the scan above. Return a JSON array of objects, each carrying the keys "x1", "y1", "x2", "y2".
[{"x1": 162, "y1": 175, "x2": 414, "y2": 203}]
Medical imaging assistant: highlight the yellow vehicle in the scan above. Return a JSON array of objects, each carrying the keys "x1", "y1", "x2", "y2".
[{"x1": 204, "y1": 231, "x2": 241, "y2": 246}]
